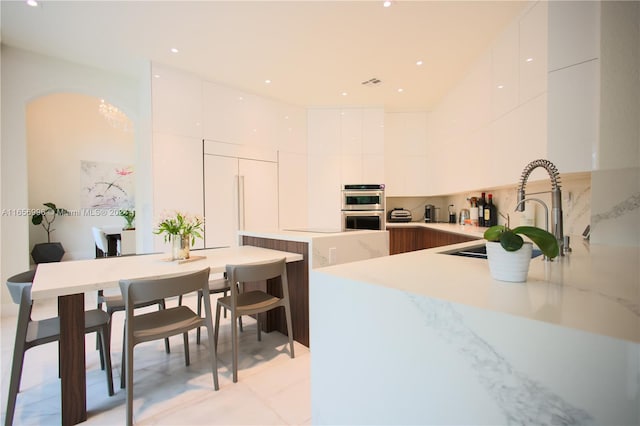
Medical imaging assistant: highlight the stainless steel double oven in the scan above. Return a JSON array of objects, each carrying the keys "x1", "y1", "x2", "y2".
[{"x1": 341, "y1": 184, "x2": 385, "y2": 231}]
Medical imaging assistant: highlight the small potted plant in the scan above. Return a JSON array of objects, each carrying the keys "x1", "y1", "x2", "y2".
[
  {"x1": 154, "y1": 211, "x2": 204, "y2": 260},
  {"x1": 119, "y1": 209, "x2": 136, "y2": 230},
  {"x1": 483, "y1": 219, "x2": 559, "y2": 282},
  {"x1": 31, "y1": 202, "x2": 69, "y2": 263}
]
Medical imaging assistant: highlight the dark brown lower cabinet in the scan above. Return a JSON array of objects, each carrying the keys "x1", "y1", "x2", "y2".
[{"x1": 388, "y1": 227, "x2": 479, "y2": 255}]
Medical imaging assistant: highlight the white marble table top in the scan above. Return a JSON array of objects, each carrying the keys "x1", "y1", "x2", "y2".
[{"x1": 32, "y1": 245, "x2": 304, "y2": 300}]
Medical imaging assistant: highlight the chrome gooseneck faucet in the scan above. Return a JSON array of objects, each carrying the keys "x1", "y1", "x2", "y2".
[{"x1": 516, "y1": 159, "x2": 565, "y2": 255}]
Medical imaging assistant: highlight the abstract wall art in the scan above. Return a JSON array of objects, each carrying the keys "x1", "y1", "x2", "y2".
[{"x1": 81, "y1": 160, "x2": 134, "y2": 209}]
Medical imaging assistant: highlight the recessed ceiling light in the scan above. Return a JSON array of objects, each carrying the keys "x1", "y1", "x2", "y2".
[
  {"x1": 26, "y1": 0, "x2": 38, "y2": 7},
  {"x1": 526, "y1": 57, "x2": 534, "y2": 62},
  {"x1": 265, "y1": 79, "x2": 272, "y2": 84},
  {"x1": 170, "y1": 48, "x2": 179, "y2": 53},
  {"x1": 341, "y1": 92, "x2": 348, "y2": 96},
  {"x1": 497, "y1": 85, "x2": 505, "y2": 89},
  {"x1": 238, "y1": 96, "x2": 244, "y2": 101},
  {"x1": 153, "y1": 74, "x2": 161, "y2": 79},
  {"x1": 416, "y1": 60, "x2": 423, "y2": 66},
  {"x1": 383, "y1": 0, "x2": 392, "y2": 7},
  {"x1": 397, "y1": 88, "x2": 404, "y2": 93}
]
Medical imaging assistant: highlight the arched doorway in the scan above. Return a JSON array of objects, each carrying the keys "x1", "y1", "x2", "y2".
[{"x1": 27, "y1": 92, "x2": 135, "y2": 261}]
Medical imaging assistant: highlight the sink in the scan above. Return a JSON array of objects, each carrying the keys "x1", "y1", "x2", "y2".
[{"x1": 447, "y1": 244, "x2": 542, "y2": 259}]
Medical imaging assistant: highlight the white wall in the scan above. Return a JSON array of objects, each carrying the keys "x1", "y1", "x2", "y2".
[
  {"x1": 0, "y1": 46, "x2": 149, "y2": 314},
  {"x1": 27, "y1": 93, "x2": 135, "y2": 259}
]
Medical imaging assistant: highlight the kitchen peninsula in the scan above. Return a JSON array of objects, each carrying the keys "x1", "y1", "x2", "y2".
[
  {"x1": 309, "y1": 236, "x2": 639, "y2": 425},
  {"x1": 239, "y1": 229, "x2": 389, "y2": 347}
]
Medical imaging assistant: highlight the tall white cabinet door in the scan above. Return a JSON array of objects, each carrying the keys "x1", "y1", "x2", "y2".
[
  {"x1": 204, "y1": 155, "x2": 239, "y2": 248},
  {"x1": 204, "y1": 155, "x2": 279, "y2": 248},
  {"x1": 239, "y1": 159, "x2": 279, "y2": 233}
]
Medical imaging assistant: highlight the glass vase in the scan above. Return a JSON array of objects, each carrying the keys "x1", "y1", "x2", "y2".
[{"x1": 171, "y1": 234, "x2": 190, "y2": 260}]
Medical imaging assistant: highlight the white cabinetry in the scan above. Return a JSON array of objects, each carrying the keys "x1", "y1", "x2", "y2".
[
  {"x1": 491, "y1": 21, "x2": 519, "y2": 119},
  {"x1": 519, "y1": 1, "x2": 548, "y2": 104},
  {"x1": 152, "y1": 133, "x2": 204, "y2": 250},
  {"x1": 547, "y1": 1, "x2": 600, "y2": 173},
  {"x1": 548, "y1": 1, "x2": 600, "y2": 72},
  {"x1": 307, "y1": 107, "x2": 384, "y2": 229},
  {"x1": 203, "y1": 141, "x2": 278, "y2": 248},
  {"x1": 202, "y1": 81, "x2": 277, "y2": 147},
  {"x1": 384, "y1": 112, "x2": 429, "y2": 196},
  {"x1": 151, "y1": 64, "x2": 203, "y2": 139}
]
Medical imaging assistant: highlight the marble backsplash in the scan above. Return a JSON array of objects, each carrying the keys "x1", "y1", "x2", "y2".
[
  {"x1": 387, "y1": 172, "x2": 592, "y2": 239},
  {"x1": 590, "y1": 167, "x2": 640, "y2": 247}
]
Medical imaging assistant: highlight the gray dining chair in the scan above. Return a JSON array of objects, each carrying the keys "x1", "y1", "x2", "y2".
[
  {"x1": 119, "y1": 267, "x2": 219, "y2": 426},
  {"x1": 97, "y1": 289, "x2": 170, "y2": 362},
  {"x1": 214, "y1": 257, "x2": 295, "y2": 383},
  {"x1": 4, "y1": 270, "x2": 114, "y2": 426},
  {"x1": 177, "y1": 273, "x2": 244, "y2": 344}
]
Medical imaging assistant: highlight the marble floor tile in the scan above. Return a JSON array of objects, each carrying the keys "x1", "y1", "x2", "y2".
[{"x1": 1, "y1": 292, "x2": 310, "y2": 425}]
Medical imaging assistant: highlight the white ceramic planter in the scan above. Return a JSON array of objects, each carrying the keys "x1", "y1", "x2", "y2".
[{"x1": 485, "y1": 241, "x2": 533, "y2": 282}]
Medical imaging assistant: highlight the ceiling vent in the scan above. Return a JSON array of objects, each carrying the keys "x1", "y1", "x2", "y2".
[{"x1": 361, "y1": 77, "x2": 382, "y2": 86}]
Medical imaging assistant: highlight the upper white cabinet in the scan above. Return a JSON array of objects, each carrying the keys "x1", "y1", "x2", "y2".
[
  {"x1": 491, "y1": 21, "x2": 519, "y2": 119},
  {"x1": 306, "y1": 107, "x2": 384, "y2": 229},
  {"x1": 202, "y1": 82, "x2": 252, "y2": 145},
  {"x1": 151, "y1": 64, "x2": 203, "y2": 139},
  {"x1": 384, "y1": 112, "x2": 429, "y2": 196},
  {"x1": 519, "y1": 1, "x2": 548, "y2": 103},
  {"x1": 548, "y1": 1, "x2": 600, "y2": 72},
  {"x1": 202, "y1": 81, "x2": 306, "y2": 152},
  {"x1": 547, "y1": 60, "x2": 598, "y2": 173},
  {"x1": 547, "y1": 1, "x2": 600, "y2": 173}
]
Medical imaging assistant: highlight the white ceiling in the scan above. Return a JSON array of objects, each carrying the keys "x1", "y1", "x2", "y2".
[{"x1": 1, "y1": 0, "x2": 527, "y2": 111}]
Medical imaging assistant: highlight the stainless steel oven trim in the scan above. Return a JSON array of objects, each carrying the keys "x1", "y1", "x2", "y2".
[
  {"x1": 341, "y1": 210, "x2": 385, "y2": 231},
  {"x1": 341, "y1": 189, "x2": 386, "y2": 211}
]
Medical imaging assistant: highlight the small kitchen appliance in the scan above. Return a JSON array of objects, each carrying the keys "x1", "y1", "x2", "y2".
[
  {"x1": 424, "y1": 205, "x2": 437, "y2": 223},
  {"x1": 448, "y1": 205, "x2": 456, "y2": 224},
  {"x1": 388, "y1": 208, "x2": 412, "y2": 223}
]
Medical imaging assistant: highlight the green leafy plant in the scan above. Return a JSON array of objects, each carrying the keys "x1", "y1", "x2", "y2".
[
  {"x1": 119, "y1": 209, "x2": 136, "y2": 230},
  {"x1": 31, "y1": 202, "x2": 69, "y2": 243},
  {"x1": 484, "y1": 224, "x2": 559, "y2": 259},
  {"x1": 154, "y1": 211, "x2": 204, "y2": 245}
]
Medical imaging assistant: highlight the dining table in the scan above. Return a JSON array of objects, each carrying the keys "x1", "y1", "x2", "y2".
[{"x1": 31, "y1": 245, "x2": 304, "y2": 425}]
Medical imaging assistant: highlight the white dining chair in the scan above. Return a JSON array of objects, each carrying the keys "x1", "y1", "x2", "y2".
[{"x1": 92, "y1": 226, "x2": 112, "y2": 257}]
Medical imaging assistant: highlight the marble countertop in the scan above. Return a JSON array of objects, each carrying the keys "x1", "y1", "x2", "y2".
[
  {"x1": 238, "y1": 228, "x2": 385, "y2": 243},
  {"x1": 314, "y1": 238, "x2": 640, "y2": 343}
]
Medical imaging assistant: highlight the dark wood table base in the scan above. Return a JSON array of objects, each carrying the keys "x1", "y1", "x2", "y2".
[{"x1": 58, "y1": 293, "x2": 87, "y2": 425}]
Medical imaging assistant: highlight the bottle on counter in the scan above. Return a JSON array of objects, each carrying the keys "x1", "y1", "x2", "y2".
[
  {"x1": 478, "y1": 192, "x2": 486, "y2": 227},
  {"x1": 484, "y1": 193, "x2": 497, "y2": 226},
  {"x1": 469, "y1": 199, "x2": 479, "y2": 226}
]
